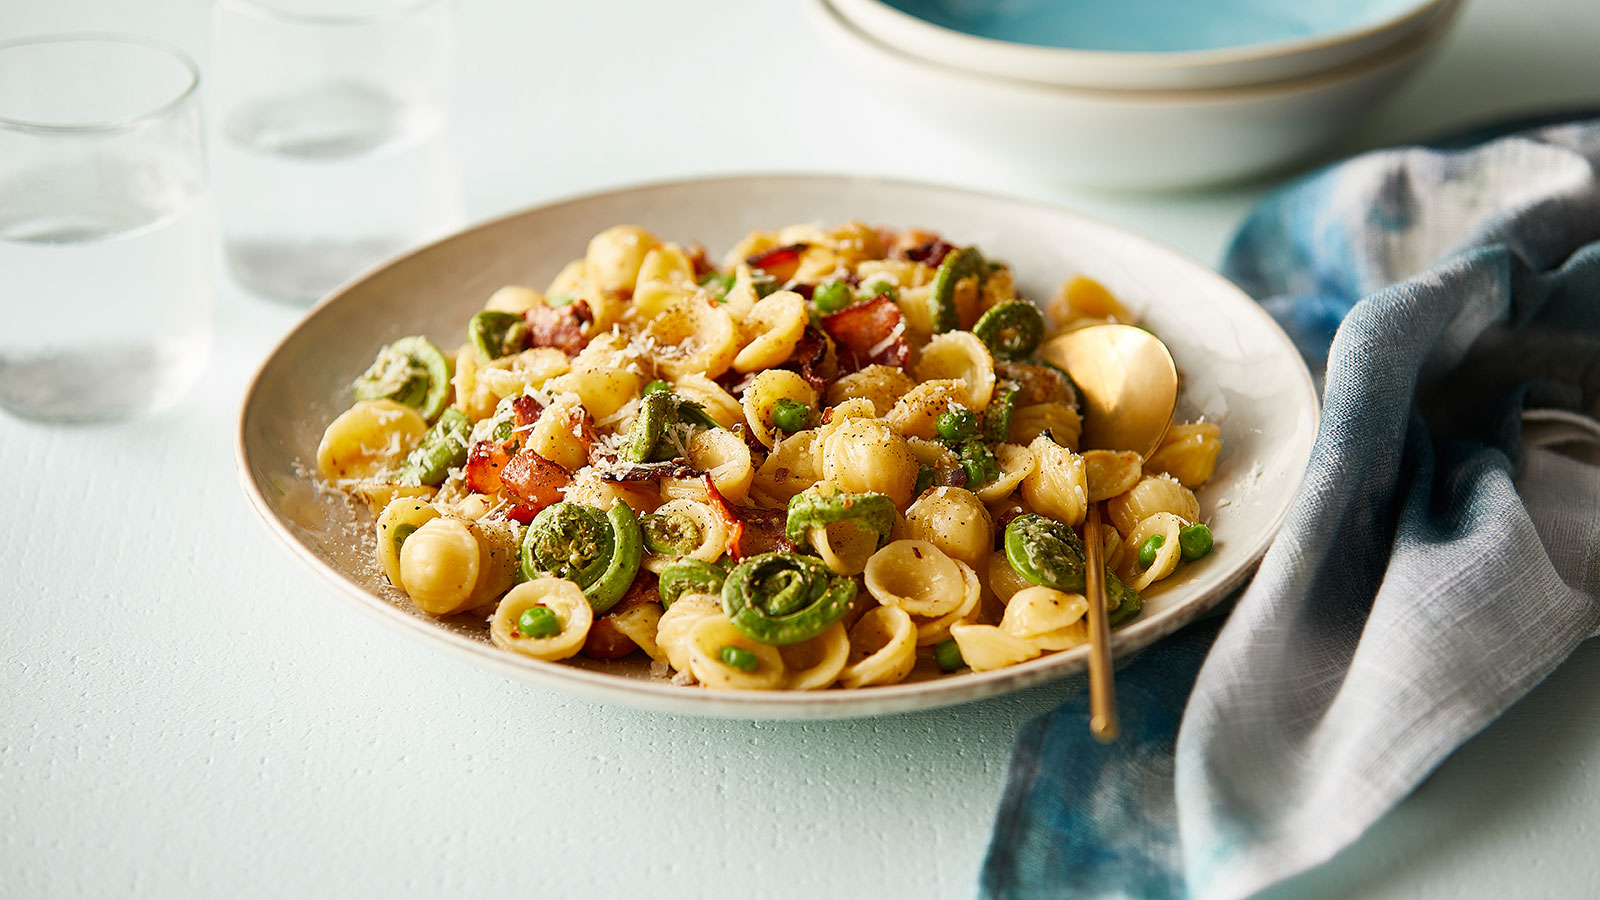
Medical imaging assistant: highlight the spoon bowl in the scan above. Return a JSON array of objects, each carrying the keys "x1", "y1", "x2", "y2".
[{"x1": 1040, "y1": 323, "x2": 1178, "y2": 457}]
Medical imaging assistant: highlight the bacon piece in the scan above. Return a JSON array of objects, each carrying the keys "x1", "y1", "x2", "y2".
[
  {"x1": 523, "y1": 299, "x2": 592, "y2": 356},
  {"x1": 499, "y1": 448, "x2": 571, "y2": 513},
  {"x1": 511, "y1": 393, "x2": 545, "y2": 429},
  {"x1": 821, "y1": 294, "x2": 909, "y2": 372},
  {"x1": 502, "y1": 502, "x2": 543, "y2": 525},
  {"x1": 733, "y1": 505, "x2": 797, "y2": 555},
  {"x1": 464, "y1": 441, "x2": 510, "y2": 494},
  {"x1": 898, "y1": 238, "x2": 955, "y2": 268},
  {"x1": 701, "y1": 474, "x2": 745, "y2": 562},
  {"x1": 684, "y1": 243, "x2": 715, "y2": 279},
  {"x1": 745, "y1": 242, "x2": 808, "y2": 282},
  {"x1": 781, "y1": 324, "x2": 835, "y2": 395},
  {"x1": 580, "y1": 619, "x2": 637, "y2": 660}
]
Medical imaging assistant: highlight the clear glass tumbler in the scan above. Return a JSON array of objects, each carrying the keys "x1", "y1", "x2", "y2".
[
  {"x1": 211, "y1": 0, "x2": 463, "y2": 305},
  {"x1": 0, "y1": 35, "x2": 213, "y2": 423}
]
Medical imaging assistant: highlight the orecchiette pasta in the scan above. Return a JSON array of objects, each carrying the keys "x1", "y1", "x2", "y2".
[
  {"x1": 913, "y1": 331, "x2": 995, "y2": 410},
  {"x1": 839, "y1": 606, "x2": 917, "y2": 688},
  {"x1": 1145, "y1": 422, "x2": 1222, "y2": 488},
  {"x1": 1021, "y1": 434, "x2": 1089, "y2": 527},
  {"x1": 903, "y1": 487, "x2": 992, "y2": 569},
  {"x1": 1106, "y1": 474, "x2": 1199, "y2": 537},
  {"x1": 733, "y1": 290, "x2": 808, "y2": 372},
  {"x1": 827, "y1": 364, "x2": 915, "y2": 416},
  {"x1": 742, "y1": 369, "x2": 818, "y2": 449},
  {"x1": 490, "y1": 578, "x2": 593, "y2": 661},
  {"x1": 321, "y1": 222, "x2": 1223, "y2": 692}
]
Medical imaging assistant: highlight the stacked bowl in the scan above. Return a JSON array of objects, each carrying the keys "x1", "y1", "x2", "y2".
[{"x1": 812, "y1": 0, "x2": 1461, "y2": 189}]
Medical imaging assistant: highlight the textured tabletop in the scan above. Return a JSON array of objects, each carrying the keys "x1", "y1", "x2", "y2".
[{"x1": 4, "y1": 1, "x2": 1599, "y2": 898}]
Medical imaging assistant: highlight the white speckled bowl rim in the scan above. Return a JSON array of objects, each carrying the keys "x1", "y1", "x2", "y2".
[{"x1": 236, "y1": 174, "x2": 1319, "y2": 719}]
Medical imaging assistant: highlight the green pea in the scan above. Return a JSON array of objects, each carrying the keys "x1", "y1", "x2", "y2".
[
  {"x1": 934, "y1": 639, "x2": 965, "y2": 672},
  {"x1": 392, "y1": 523, "x2": 418, "y2": 556},
  {"x1": 643, "y1": 379, "x2": 671, "y2": 395},
  {"x1": 719, "y1": 645, "x2": 759, "y2": 673},
  {"x1": 1179, "y1": 523, "x2": 1214, "y2": 561},
  {"x1": 771, "y1": 398, "x2": 810, "y2": 433},
  {"x1": 862, "y1": 280, "x2": 897, "y2": 302},
  {"x1": 936, "y1": 407, "x2": 978, "y2": 443},
  {"x1": 517, "y1": 605, "x2": 561, "y2": 638},
  {"x1": 814, "y1": 280, "x2": 852, "y2": 313},
  {"x1": 1138, "y1": 534, "x2": 1166, "y2": 569}
]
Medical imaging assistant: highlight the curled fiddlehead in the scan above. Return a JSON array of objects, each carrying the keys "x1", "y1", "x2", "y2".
[{"x1": 720, "y1": 552, "x2": 856, "y2": 645}]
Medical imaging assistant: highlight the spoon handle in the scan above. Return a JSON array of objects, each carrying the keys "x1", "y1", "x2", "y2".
[{"x1": 1084, "y1": 502, "x2": 1120, "y2": 742}]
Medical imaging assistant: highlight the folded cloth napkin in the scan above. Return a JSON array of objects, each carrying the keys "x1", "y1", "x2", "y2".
[{"x1": 981, "y1": 113, "x2": 1600, "y2": 900}]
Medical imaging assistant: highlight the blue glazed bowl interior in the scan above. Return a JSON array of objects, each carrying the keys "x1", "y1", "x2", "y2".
[{"x1": 883, "y1": 0, "x2": 1426, "y2": 53}]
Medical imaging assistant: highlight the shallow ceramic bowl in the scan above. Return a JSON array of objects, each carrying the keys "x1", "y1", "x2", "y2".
[
  {"x1": 832, "y1": 0, "x2": 1456, "y2": 91},
  {"x1": 812, "y1": 0, "x2": 1458, "y2": 189},
  {"x1": 237, "y1": 174, "x2": 1318, "y2": 719}
]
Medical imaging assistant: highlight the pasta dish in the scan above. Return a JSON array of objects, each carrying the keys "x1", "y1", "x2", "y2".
[{"x1": 316, "y1": 222, "x2": 1220, "y2": 690}]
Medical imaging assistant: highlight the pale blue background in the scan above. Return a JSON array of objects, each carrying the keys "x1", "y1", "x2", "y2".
[{"x1": 2, "y1": 1, "x2": 1597, "y2": 897}]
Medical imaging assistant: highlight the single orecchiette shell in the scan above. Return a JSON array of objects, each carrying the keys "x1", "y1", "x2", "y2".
[
  {"x1": 1106, "y1": 474, "x2": 1199, "y2": 537},
  {"x1": 864, "y1": 539, "x2": 971, "y2": 618},
  {"x1": 1020, "y1": 434, "x2": 1088, "y2": 527},
  {"x1": 886, "y1": 379, "x2": 970, "y2": 440},
  {"x1": 950, "y1": 623, "x2": 1041, "y2": 672},
  {"x1": 779, "y1": 623, "x2": 851, "y2": 691},
  {"x1": 904, "y1": 487, "x2": 992, "y2": 569},
  {"x1": 741, "y1": 368, "x2": 817, "y2": 449},
  {"x1": 316, "y1": 399, "x2": 427, "y2": 484},
  {"x1": 1120, "y1": 512, "x2": 1186, "y2": 592},
  {"x1": 819, "y1": 416, "x2": 918, "y2": 508},
  {"x1": 644, "y1": 296, "x2": 739, "y2": 380},
  {"x1": 839, "y1": 606, "x2": 917, "y2": 689},
  {"x1": 913, "y1": 331, "x2": 996, "y2": 410},
  {"x1": 973, "y1": 443, "x2": 1037, "y2": 504},
  {"x1": 687, "y1": 616, "x2": 786, "y2": 691},
  {"x1": 733, "y1": 290, "x2": 808, "y2": 373},
  {"x1": 1082, "y1": 449, "x2": 1144, "y2": 503},
  {"x1": 827, "y1": 364, "x2": 916, "y2": 417},
  {"x1": 489, "y1": 577, "x2": 593, "y2": 661},
  {"x1": 1144, "y1": 422, "x2": 1222, "y2": 488},
  {"x1": 1000, "y1": 586, "x2": 1089, "y2": 652},
  {"x1": 375, "y1": 495, "x2": 440, "y2": 590},
  {"x1": 1009, "y1": 402, "x2": 1082, "y2": 450},
  {"x1": 585, "y1": 225, "x2": 659, "y2": 293}
]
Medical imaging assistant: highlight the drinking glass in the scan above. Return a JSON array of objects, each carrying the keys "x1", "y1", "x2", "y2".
[
  {"x1": 0, "y1": 34, "x2": 212, "y2": 423},
  {"x1": 211, "y1": 0, "x2": 463, "y2": 305}
]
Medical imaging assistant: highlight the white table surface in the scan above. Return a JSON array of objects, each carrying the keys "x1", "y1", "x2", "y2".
[{"x1": 4, "y1": 2, "x2": 1598, "y2": 898}]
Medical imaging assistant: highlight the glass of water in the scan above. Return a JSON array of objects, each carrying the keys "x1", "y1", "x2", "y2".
[
  {"x1": 0, "y1": 35, "x2": 212, "y2": 423},
  {"x1": 211, "y1": 0, "x2": 463, "y2": 305}
]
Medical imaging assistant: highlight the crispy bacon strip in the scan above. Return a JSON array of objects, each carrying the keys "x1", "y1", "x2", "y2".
[
  {"x1": 464, "y1": 441, "x2": 510, "y2": 495},
  {"x1": 511, "y1": 393, "x2": 545, "y2": 429},
  {"x1": 745, "y1": 242, "x2": 808, "y2": 282},
  {"x1": 781, "y1": 324, "x2": 835, "y2": 395},
  {"x1": 821, "y1": 294, "x2": 909, "y2": 372},
  {"x1": 898, "y1": 237, "x2": 955, "y2": 268},
  {"x1": 523, "y1": 300, "x2": 592, "y2": 356},
  {"x1": 733, "y1": 506, "x2": 796, "y2": 555},
  {"x1": 701, "y1": 474, "x2": 745, "y2": 562},
  {"x1": 499, "y1": 448, "x2": 571, "y2": 514}
]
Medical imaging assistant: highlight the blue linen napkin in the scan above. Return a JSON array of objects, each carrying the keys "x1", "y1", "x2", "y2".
[{"x1": 981, "y1": 113, "x2": 1600, "y2": 900}]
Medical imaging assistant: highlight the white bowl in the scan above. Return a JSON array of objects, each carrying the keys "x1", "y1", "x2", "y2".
[
  {"x1": 831, "y1": 0, "x2": 1456, "y2": 91},
  {"x1": 236, "y1": 174, "x2": 1318, "y2": 719},
  {"x1": 811, "y1": 0, "x2": 1456, "y2": 189}
]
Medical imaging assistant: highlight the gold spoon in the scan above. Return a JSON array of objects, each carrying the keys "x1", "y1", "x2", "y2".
[{"x1": 1039, "y1": 323, "x2": 1177, "y2": 742}]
